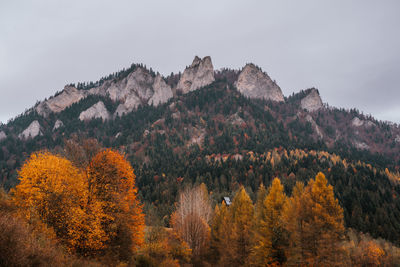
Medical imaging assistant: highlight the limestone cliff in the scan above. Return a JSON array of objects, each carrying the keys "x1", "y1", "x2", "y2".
[
  {"x1": 148, "y1": 75, "x2": 173, "y2": 106},
  {"x1": 79, "y1": 101, "x2": 110, "y2": 121},
  {"x1": 36, "y1": 86, "x2": 87, "y2": 117},
  {"x1": 19, "y1": 120, "x2": 42, "y2": 140},
  {"x1": 110, "y1": 69, "x2": 173, "y2": 117},
  {"x1": 300, "y1": 88, "x2": 323, "y2": 112},
  {"x1": 176, "y1": 56, "x2": 215, "y2": 94},
  {"x1": 234, "y1": 64, "x2": 284, "y2": 102}
]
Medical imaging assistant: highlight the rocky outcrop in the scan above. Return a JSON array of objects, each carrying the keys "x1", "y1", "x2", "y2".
[
  {"x1": 352, "y1": 117, "x2": 364, "y2": 127},
  {"x1": 300, "y1": 88, "x2": 323, "y2": 112},
  {"x1": 187, "y1": 127, "x2": 206, "y2": 147},
  {"x1": 234, "y1": 64, "x2": 284, "y2": 102},
  {"x1": 53, "y1": 120, "x2": 64, "y2": 131},
  {"x1": 395, "y1": 135, "x2": 400, "y2": 143},
  {"x1": 353, "y1": 140, "x2": 370, "y2": 150},
  {"x1": 107, "y1": 68, "x2": 173, "y2": 117},
  {"x1": 107, "y1": 68, "x2": 154, "y2": 102},
  {"x1": 79, "y1": 101, "x2": 110, "y2": 121},
  {"x1": 228, "y1": 113, "x2": 246, "y2": 127},
  {"x1": 36, "y1": 86, "x2": 87, "y2": 117},
  {"x1": 19, "y1": 120, "x2": 41, "y2": 140},
  {"x1": 176, "y1": 56, "x2": 215, "y2": 94},
  {"x1": 0, "y1": 131, "x2": 6, "y2": 141},
  {"x1": 351, "y1": 117, "x2": 376, "y2": 128},
  {"x1": 114, "y1": 94, "x2": 142, "y2": 117},
  {"x1": 305, "y1": 115, "x2": 323, "y2": 139}
]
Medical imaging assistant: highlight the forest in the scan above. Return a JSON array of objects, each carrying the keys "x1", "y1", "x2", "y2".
[{"x1": 1, "y1": 141, "x2": 399, "y2": 266}]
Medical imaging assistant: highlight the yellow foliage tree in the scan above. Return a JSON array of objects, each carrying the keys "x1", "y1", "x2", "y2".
[
  {"x1": 12, "y1": 149, "x2": 145, "y2": 260},
  {"x1": 283, "y1": 172, "x2": 345, "y2": 266},
  {"x1": 12, "y1": 151, "x2": 107, "y2": 253},
  {"x1": 221, "y1": 186, "x2": 254, "y2": 266},
  {"x1": 252, "y1": 178, "x2": 287, "y2": 266}
]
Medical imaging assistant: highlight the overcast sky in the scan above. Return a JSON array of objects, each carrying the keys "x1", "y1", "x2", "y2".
[{"x1": 1, "y1": 0, "x2": 399, "y2": 124}]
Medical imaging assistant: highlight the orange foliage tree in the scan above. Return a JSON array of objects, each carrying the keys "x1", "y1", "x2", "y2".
[
  {"x1": 12, "y1": 149, "x2": 145, "y2": 259},
  {"x1": 87, "y1": 149, "x2": 145, "y2": 260}
]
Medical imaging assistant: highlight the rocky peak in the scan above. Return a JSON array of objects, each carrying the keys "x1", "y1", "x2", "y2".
[
  {"x1": 0, "y1": 131, "x2": 6, "y2": 141},
  {"x1": 19, "y1": 120, "x2": 42, "y2": 140},
  {"x1": 176, "y1": 56, "x2": 215, "y2": 94},
  {"x1": 234, "y1": 63, "x2": 284, "y2": 102},
  {"x1": 300, "y1": 88, "x2": 323, "y2": 112},
  {"x1": 191, "y1": 56, "x2": 202, "y2": 67},
  {"x1": 79, "y1": 101, "x2": 110, "y2": 121},
  {"x1": 112, "y1": 69, "x2": 173, "y2": 117},
  {"x1": 36, "y1": 85, "x2": 87, "y2": 117}
]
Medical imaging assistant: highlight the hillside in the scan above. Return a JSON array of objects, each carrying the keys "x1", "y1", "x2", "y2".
[{"x1": 1, "y1": 56, "x2": 400, "y2": 245}]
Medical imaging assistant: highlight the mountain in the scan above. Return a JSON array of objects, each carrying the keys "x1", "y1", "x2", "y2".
[{"x1": 1, "y1": 56, "x2": 400, "y2": 244}]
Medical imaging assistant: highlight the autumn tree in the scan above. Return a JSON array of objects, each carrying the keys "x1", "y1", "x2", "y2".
[
  {"x1": 12, "y1": 151, "x2": 107, "y2": 253},
  {"x1": 170, "y1": 183, "x2": 212, "y2": 263},
  {"x1": 87, "y1": 149, "x2": 145, "y2": 261},
  {"x1": 252, "y1": 178, "x2": 287, "y2": 266},
  {"x1": 218, "y1": 186, "x2": 254, "y2": 266},
  {"x1": 209, "y1": 201, "x2": 229, "y2": 265},
  {"x1": 12, "y1": 149, "x2": 145, "y2": 261},
  {"x1": 283, "y1": 172, "x2": 345, "y2": 266}
]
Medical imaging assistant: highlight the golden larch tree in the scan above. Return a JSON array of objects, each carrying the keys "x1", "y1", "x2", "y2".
[
  {"x1": 283, "y1": 172, "x2": 345, "y2": 266},
  {"x1": 252, "y1": 178, "x2": 287, "y2": 266},
  {"x1": 223, "y1": 186, "x2": 254, "y2": 266}
]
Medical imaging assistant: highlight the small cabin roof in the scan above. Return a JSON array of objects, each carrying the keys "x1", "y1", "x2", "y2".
[{"x1": 223, "y1": 197, "x2": 231, "y2": 206}]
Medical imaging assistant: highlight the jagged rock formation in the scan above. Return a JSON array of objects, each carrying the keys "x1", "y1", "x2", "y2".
[
  {"x1": 300, "y1": 88, "x2": 323, "y2": 112},
  {"x1": 53, "y1": 120, "x2": 64, "y2": 131},
  {"x1": 235, "y1": 63, "x2": 284, "y2": 102},
  {"x1": 37, "y1": 68, "x2": 173, "y2": 118},
  {"x1": 106, "y1": 68, "x2": 173, "y2": 117},
  {"x1": 36, "y1": 86, "x2": 87, "y2": 117},
  {"x1": 79, "y1": 101, "x2": 110, "y2": 121},
  {"x1": 19, "y1": 120, "x2": 41, "y2": 140},
  {"x1": 176, "y1": 56, "x2": 215, "y2": 94},
  {"x1": 395, "y1": 135, "x2": 400, "y2": 143},
  {"x1": 0, "y1": 131, "x2": 6, "y2": 141}
]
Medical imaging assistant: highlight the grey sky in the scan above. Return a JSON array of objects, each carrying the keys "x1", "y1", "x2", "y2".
[{"x1": 1, "y1": 0, "x2": 399, "y2": 124}]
